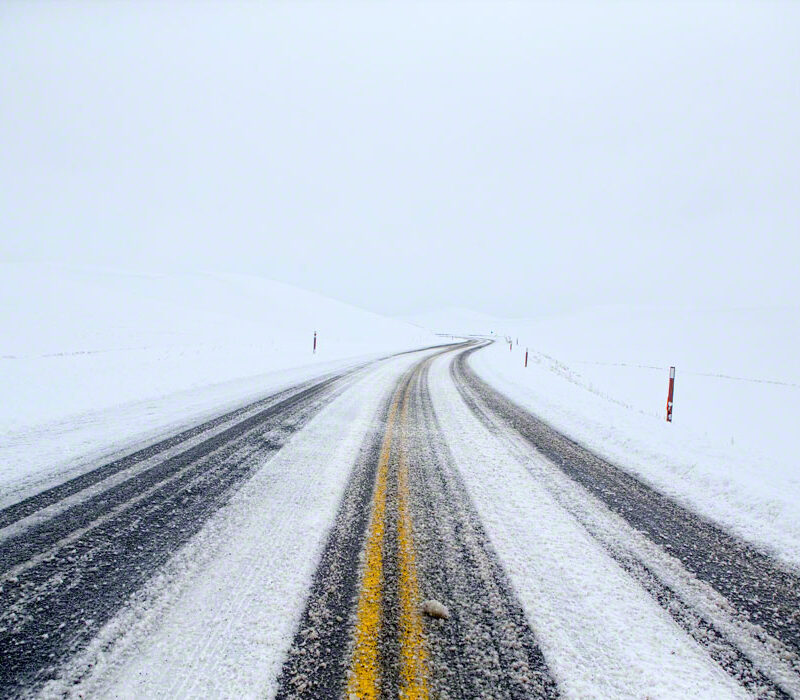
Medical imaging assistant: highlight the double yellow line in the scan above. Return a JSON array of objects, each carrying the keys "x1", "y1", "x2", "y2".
[{"x1": 346, "y1": 374, "x2": 429, "y2": 699}]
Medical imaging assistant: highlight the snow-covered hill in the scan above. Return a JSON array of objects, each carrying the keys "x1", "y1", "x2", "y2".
[{"x1": 0, "y1": 263, "x2": 437, "y2": 493}]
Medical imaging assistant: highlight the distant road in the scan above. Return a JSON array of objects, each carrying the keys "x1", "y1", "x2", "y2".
[{"x1": 1, "y1": 342, "x2": 798, "y2": 698}]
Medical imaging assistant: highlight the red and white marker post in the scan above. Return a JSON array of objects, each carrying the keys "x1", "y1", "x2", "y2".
[
  {"x1": 313, "y1": 331, "x2": 317, "y2": 354},
  {"x1": 666, "y1": 366, "x2": 675, "y2": 422}
]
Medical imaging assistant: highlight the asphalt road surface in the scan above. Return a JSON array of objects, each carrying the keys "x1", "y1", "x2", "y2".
[{"x1": 1, "y1": 342, "x2": 798, "y2": 698}]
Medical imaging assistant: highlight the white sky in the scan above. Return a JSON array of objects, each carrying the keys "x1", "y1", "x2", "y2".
[{"x1": 1, "y1": 1, "x2": 798, "y2": 316}]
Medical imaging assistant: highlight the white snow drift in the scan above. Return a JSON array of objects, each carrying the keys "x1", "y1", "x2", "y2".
[
  {"x1": 0, "y1": 262, "x2": 437, "y2": 497},
  {"x1": 410, "y1": 304, "x2": 800, "y2": 569}
]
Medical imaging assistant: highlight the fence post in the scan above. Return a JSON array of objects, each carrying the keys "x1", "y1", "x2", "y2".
[{"x1": 666, "y1": 366, "x2": 675, "y2": 422}]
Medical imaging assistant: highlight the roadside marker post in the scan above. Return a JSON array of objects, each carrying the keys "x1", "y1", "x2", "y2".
[
  {"x1": 666, "y1": 366, "x2": 675, "y2": 422},
  {"x1": 524, "y1": 349, "x2": 528, "y2": 368},
  {"x1": 313, "y1": 331, "x2": 317, "y2": 354}
]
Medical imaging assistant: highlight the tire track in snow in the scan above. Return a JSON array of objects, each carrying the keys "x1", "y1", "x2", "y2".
[
  {"x1": 454, "y1": 342, "x2": 800, "y2": 697},
  {"x1": 0, "y1": 375, "x2": 337, "y2": 531},
  {"x1": 0, "y1": 369, "x2": 360, "y2": 697},
  {"x1": 276, "y1": 344, "x2": 558, "y2": 699},
  {"x1": 0, "y1": 343, "x2": 455, "y2": 531},
  {"x1": 274, "y1": 384, "x2": 391, "y2": 699},
  {"x1": 41, "y1": 350, "x2": 437, "y2": 699},
  {"x1": 407, "y1": 356, "x2": 559, "y2": 699}
]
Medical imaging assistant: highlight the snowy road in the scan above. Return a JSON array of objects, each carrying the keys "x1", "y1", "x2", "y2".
[{"x1": 1, "y1": 342, "x2": 799, "y2": 698}]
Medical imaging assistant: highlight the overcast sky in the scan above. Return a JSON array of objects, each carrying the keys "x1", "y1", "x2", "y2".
[{"x1": 1, "y1": 1, "x2": 798, "y2": 317}]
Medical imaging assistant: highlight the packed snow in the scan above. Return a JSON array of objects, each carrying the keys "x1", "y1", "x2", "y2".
[
  {"x1": 38, "y1": 350, "x2": 430, "y2": 699},
  {"x1": 428, "y1": 354, "x2": 749, "y2": 699},
  {"x1": 410, "y1": 304, "x2": 800, "y2": 569},
  {"x1": 0, "y1": 262, "x2": 436, "y2": 497}
]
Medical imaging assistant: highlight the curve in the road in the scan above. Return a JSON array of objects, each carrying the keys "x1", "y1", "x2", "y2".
[
  {"x1": 276, "y1": 344, "x2": 559, "y2": 699},
  {"x1": 453, "y1": 341, "x2": 800, "y2": 697},
  {"x1": 5, "y1": 339, "x2": 800, "y2": 698}
]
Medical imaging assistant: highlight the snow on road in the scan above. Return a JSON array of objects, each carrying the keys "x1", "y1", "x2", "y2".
[
  {"x1": 428, "y1": 352, "x2": 749, "y2": 699},
  {"x1": 4, "y1": 276, "x2": 799, "y2": 699},
  {"x1": 470, "y1": 336, "x2": 800, "y2": 572},
  {"x1": 0, "y1": 263, "x2": 436, "y2": 499},
  {"x1": 4, "y1": 341, "x2": 799, "y2": 698},
  {"x1": 408, "y1": 304, "x2": 800, "y2": 570},
  {"x1": 39, "y1": 350, "x2": 428, "y2": 699}
]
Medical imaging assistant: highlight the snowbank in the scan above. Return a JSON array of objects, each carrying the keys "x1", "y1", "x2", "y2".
[
  {"x1": 419, "y1": 304, "x2": 800, "y2": 569},
  {"x1": 0, "y1": 262, "x2": 436, "y2": 493}
]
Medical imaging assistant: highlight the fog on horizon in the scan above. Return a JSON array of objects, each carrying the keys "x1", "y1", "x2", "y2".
[{"x1": 1, "y1": 1, "x2": 798, "y2": 318}]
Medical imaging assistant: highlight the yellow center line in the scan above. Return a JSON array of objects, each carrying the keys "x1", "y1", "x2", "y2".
[
  {"x1": 347, "y1": 398, "x2": 398, "y2": 699},
  {"x1": 397, "y1": 378, "x2": 429, "y2": 698},
  {"x1": 347, "y1": 367, "x2": 430, "y2": 699}
]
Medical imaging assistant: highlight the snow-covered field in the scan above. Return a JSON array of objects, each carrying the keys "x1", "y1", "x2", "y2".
[
  {"x1": 0, "y1": 263, "x2": 436, "y2": 497},
  {"x1": 408, "y1": 305, "x2": 800, "y2": 569}
]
